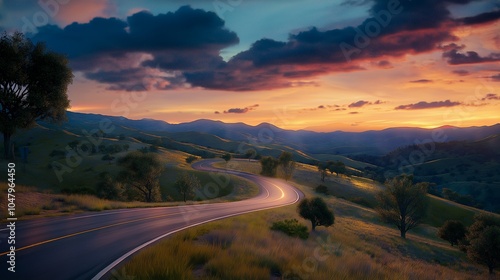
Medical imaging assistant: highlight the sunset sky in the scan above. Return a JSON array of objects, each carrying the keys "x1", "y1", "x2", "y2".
[{"x1": 1, "y1": 0, "x2": 498, "y2": 131}]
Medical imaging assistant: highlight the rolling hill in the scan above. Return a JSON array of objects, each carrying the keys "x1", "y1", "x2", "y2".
[{"x1": 63, "y1": 111, "x2": 500, "y2": 156}]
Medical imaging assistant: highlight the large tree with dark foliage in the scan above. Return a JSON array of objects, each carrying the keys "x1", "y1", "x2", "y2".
[
  {"x1": 461, "y1": 214, "x2": 500, "y2": 274},
  {"x1": 298, "y1": 197, "x2": 334, "y2": 231},
  {"x1": 118, "y1": 152, "x2": 164, "y2": 202},
  {"x1": 0, "y1": 32, "x2": 72, "y2": 158},
  {"x1": 376, "y1": 175, "x2": 428, "y2": 238},
  {"x1": 260, "y1": 156, "x2": 280, "y2": 177},
  {"x1": 438, "y1": 220, "x2": 467, "y2": 246},
  {"x1": 279, "y1": 151, "x2": 296, "y2": 181}
]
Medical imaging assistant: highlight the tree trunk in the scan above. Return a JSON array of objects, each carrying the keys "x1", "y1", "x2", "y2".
[
  {"x1": 489, "y1": 265, "x2": 493, "y2": 274},
  {"x1": 311, "y1": 220, "x2": 316, "y2": 231},
  {"x1": 3, "y1": 133, "x2": 12, "y2": 159},
  {"x1": 400, "y1": 228, "x2": 406, "y2": 238}
]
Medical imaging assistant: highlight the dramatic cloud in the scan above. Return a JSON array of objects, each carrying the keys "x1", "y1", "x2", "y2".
[
  {"x1": 27, "y1": 1, "x2": 498, "y2": 91},
  {"x1": 410, "y1": 79, "x2": 433, "y2": 83},
  {"x1": 222, "y1": 104, "x2": 259, "y2": 114},
  {"x1": 31, "y1": 6, "x2": 238, "y2": 90},
  {"x1": 395, "y1": 100, "x2": 461, "y2": 110},
  {"x1": 184, "y1": 0, "x2": 487, "y2": 90},
  {"x1": 348, "y1": 100, "x2": 371, "y2": 108}
]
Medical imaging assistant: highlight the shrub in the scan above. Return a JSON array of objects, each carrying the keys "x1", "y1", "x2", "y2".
[
  {"x1": 438, "y1": 220, "x2": 466, "y2": 246},
  {"x1": 186, "y1": 155, "x2": 198, "y2": 163},
  {"x1": 271, "y1": 219, "x2": 309, "y2": 239},
  {"x1": 315, "y1": 185, "x2": 329, "y2": 195}
]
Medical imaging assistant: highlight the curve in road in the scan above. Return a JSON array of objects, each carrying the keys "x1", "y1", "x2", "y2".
[{"x1": 0, "y1": 159, "x2": 303, "y2": 280}]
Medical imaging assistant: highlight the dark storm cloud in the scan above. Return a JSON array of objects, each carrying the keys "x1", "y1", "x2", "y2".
[
  {"x1": 185, "y1": 0, "x2": 481, "y2": 90},
  {"x1": 30, "y1": 6, "x2": 238, "y2": 90},
  {"x1": 27, "y1": 1, "x2": 497, "y2": 91},
  {"x1": 31, "y1": 6, "x2": 239, "y2": 59},
  {"x1": 395, "y1": 100, "x2": 461, "y2": 110}
]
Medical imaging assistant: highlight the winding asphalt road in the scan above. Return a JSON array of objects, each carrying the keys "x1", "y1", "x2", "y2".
[{"x1": 0, "y1": 159, "x2": 302, "y2": 280}]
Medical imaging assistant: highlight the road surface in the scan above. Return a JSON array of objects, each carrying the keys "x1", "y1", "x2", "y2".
[{"x1": 0, "y1": 159, "x2": 302, "y2": 280}]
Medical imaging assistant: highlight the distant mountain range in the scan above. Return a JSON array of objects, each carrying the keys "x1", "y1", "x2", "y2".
[{"x1": 63, "y1": 111, "x2": 500, "y2": 156}]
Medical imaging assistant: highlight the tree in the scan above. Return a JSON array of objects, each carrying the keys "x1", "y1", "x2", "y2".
[
  {"x1": 375, "y1": 175, "x2": 428, "y2": 238},
  {"x1": 102, "y1": 154, "x2": 115, "y2": 164},
  {"x1": 245, "y1": 149, "x2": 256, "y2": 161},
  {"x1": 0, "y1": 32, "x2": 72, "y2": 159},
  {"x1": 260, "y1": 156, "x2": 279, "y2": 177},
  {"x1": 117, "y1": 151, "x2": 164, "y2": 202},
  {"x1": 96, "y1": 172, "x2": 123, "y2": 200},
  {"x1": 279, "y1": 151, "x2": 296, "y2": 181},
  {"x1": 318, "y1": 162, "x2": 328, "y2": 182},
  {"x1": 175, "y1": 172, "x2": 201, "y2": 202},
  {"x1": 221, "y1": 153, "x2": 231, "y2": 169},
  {"x1": 461, "y1": 214, "x2": 500, "y2": 274},
  {"x1": 438, "y1": 220, "x2": 467, "y2": 246},
  {"x1": 185, "y1": 155, "x2": 198, "y2": 164},
  {"x1": 327, "y1": 161, "x2": 346, "y2": 176},
  {"x1": 298, "y1": 197, "x2": 334, "y2": 231}
]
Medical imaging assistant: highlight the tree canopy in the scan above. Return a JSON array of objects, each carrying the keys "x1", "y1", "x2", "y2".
[
  {"x1": 461, "y1": 214, "x2": 500, "y2": 274},
  {"x1": 0, "y1": 32, "x2": 72, "y2": 158},
  {"x1": 278, "y1": 151, "x2": 296, "y2": 180},
  {"x1": 117, "y1": 151, "x2": 164, "y2": 202},
  {"x1": 175, "y1": 172, "x2": 201, "y2": 202},
  {"x1": 375, "y1": 175, "x2": 428, "y2": 238},
  {"x1": 298, "y1": 197, "x2": 334, "y2": 231},
  {"x1": 260, "y1": 156, "x2": 280, "y2": 177},
  {"x1": 438, "y1": 220, "x2": 467, "y2": 246}
]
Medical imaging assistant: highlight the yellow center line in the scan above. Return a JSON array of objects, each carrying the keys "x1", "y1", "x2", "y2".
[{"x1": 0, "y1": 211, "x2": 193, "y2": 256}]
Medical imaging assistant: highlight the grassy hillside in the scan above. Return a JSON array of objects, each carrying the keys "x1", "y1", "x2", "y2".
[
  {"x1": 0, "y1": 124, "x2": 260, "y2": 204},
  {"x1": 116, "y1": 162, "x2": 491, "y2": 279},
  {"x1": 216, "y1": 160, "x2": 485, "y2": 229}
]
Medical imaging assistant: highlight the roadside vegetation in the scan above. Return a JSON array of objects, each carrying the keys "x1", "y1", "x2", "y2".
[{"x1": 117, "y1": 195, "x2": 491, "y2": 279}]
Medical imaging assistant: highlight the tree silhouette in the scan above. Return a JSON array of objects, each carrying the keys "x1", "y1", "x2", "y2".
[
  {"x1": 376, "y1": 175, "x2": 428, "y2": 238},
  {"x1": 175, "y1": 172, "x2": 201, "y2": 202},
  {"x1": 298, "y1": 197, "x2": 334, "y2": 231},
  {"x1": 101, "y1": 154, "x2": 115, "y2": 164},
  {"x1": 117, "y1": 152, "x2": 164, "y2": 202},
  {"x1": 438, "y1": 220, "x2": 466, "y2": 246},
  {"x1": 318, "y1": 162, "x2": 328, "y2": 182},
  {"x1": 0, "y1": 32, "x2": 72, "y2": 158},
  {"x1": 461, "y1": 214, "x2": 500, "y2": 274},
  {"x1": 327, "y1": 161, "x2": 346, "y2": 176},
  {"x1": 245, "y1": 149, "x2": 256, "y2": 161},
  {"x1": 279, "y1": 151, "x2": 296, "y2": 181},
  {"x1": 260, "y1": 156, "x2": 279, "y2": 177}
]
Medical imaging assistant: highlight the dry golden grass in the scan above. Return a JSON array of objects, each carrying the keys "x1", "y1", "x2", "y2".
[{"x1": 118, "y1": 197, "x2": 489, "y2": 280}]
